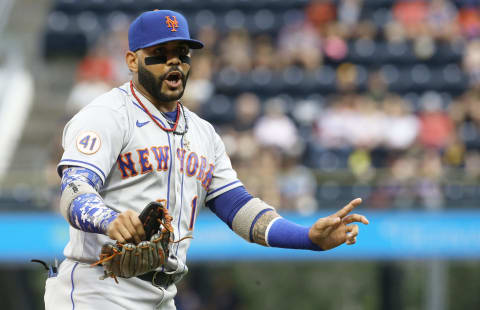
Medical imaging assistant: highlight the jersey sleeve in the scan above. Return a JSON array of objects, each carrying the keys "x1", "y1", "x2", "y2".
[
  {"x1": 57, "y1": 104, "x2": 128, "y2": 183},
  {"x1": 204, "y1": 130, "x2": 243, "y2": 202}
]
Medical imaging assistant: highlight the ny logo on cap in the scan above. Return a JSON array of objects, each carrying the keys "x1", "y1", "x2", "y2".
[{"x1": 165, "y1": 16, "x2": 179, "y2": 32}]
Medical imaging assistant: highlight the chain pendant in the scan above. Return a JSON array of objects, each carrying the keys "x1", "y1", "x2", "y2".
[{"x1": 183, "y1": 136, "x2": 191, "y2": 151}]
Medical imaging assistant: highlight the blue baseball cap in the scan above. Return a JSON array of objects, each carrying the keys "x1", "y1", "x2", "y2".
[{"x1": 128, "y1": 10, "x2": 204, "y2": 52}]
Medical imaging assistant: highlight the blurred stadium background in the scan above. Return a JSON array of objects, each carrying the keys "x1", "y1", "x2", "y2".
[{"x1": 1, "y1": 0, "x2": 480, "y2": 309}]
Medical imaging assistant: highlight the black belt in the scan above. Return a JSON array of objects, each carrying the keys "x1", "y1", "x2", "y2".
[{"x1": 137, "y1": 271, "x2": 175, "y2": 288}]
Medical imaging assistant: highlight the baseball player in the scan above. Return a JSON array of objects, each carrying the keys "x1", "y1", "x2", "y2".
[{"x1": 44, "y1": 10, "x2": 369, "y2": 310}]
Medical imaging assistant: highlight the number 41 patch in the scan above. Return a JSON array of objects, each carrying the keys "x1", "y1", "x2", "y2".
[{"x1": 76, "y1": 131, "x2": 101, "y2": 155}]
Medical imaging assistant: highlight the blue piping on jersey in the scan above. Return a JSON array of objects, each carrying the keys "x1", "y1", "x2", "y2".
[
  {"x1": 116, "y1": 87, "x2": 128, "y2": 95},
  {"x1": 59, "y1": 159, "x2": 106, "y2": 180},
  {"x1": 70, "y1": 262, "x2": 79, "y2": 310},
  {"x1": 206, "y1": 180, "x2": 241, "y2": 197},
  {"x1": 176, "y1": 136, "x2": 186, "y2": 255},
  {"x1": 166, "y1": 133, "x2": 173, "y2": 210},
  {"x1": 130, "y1": 98, "x2": 173, "y2": 210},
  {"x1": 131, "y1": 101, "x2": 165, "y2": 124}
]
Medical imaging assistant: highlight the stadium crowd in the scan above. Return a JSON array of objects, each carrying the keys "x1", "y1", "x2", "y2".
[{"x1": 49, "y1": 0, "x2": 480, "y2": 213}]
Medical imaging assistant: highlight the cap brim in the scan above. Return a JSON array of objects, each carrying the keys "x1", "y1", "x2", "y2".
[
  {"x1": 137, "y1": 38, "x2": 204, "y2": 50},
  {"x1": 185, "y1": 39, "x2": 204, "y2": 49}
]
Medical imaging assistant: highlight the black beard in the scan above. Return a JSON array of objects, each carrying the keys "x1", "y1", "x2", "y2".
[{"x1": 137, "y1": 62, "x2": 189, "y2": 102}]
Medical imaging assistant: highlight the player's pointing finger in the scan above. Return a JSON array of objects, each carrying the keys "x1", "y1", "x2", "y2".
[{"x1": 334, "y1": 198, "x2": 362, "y2": 218}]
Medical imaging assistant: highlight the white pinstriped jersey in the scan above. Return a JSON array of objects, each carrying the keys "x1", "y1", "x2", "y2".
[{"x1": 58, "y1": 82, "x2": 242, "y2": 276}]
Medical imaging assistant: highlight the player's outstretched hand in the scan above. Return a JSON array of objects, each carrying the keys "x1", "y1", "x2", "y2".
[
  {"x1": 107, "y1": 210, "x2": 146, "y2": 244},
  {"x1": 308, "y1": 198, "x2": 369, "y2": 250}
]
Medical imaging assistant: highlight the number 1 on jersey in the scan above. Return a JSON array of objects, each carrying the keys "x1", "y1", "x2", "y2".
[{"x1": 188, "y1": 196, "x2": 198, "y2": 231}]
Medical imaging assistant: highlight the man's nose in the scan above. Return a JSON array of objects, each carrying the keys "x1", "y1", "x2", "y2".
[{"x1": 166, "y1": 54, "x2": 181, "y2": 66}]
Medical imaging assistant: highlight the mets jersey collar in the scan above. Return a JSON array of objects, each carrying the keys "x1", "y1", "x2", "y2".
[{"x1": 121, "y1": 81, "x2": 187, "y2": 131}]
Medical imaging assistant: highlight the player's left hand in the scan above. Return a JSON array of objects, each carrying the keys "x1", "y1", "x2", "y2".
[{"x1": 308, "y1": 198, "x2": 369, "y2": 250}]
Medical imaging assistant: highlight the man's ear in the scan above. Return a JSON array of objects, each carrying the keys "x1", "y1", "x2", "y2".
[{"x1": 126, "y1": 51, "x2": 139, "y2": 73}]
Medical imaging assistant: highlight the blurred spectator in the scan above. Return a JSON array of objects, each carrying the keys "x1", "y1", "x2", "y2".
[
  {"x1": 417, "y1": 149, "x2": 445, "y2": 209},
  {"x1": 218, "y1": 29, "x2": 252, "y2": 73},
  {"x1": 464, "y1": 151, "x2": 480, "y2": 179},
  {"x1": 235, "y1": 146, "x2": 282, "y2": 208},
  {"x1": 366, "y1": 71, "x2": 388, "y2": 102},
  {"x1": 278, "y1": 153, "x2": 318, "y2": 214},
  {"x1": 463, "y1": 40, "x2": 480, "y2": 87},
  {"x1": 314, "y1": 94, "x2": 355, "y2": 150},
  {"x1": 348, "y1": 96, "x2": 384, "y2": 149},
  {"x1": 443, "y1": 134, "x2": 465, "y2": 167},
  {"x1": 104, "y1": 21, "x2": 131, "y2": 84},
  {"x1": 65, "y1": 43, "x2": 114, "y2": 115},
  {"x1": 418, "y1": 92, "x2": 454, "y2": 149},
  {"x1": 426, "y1": 0, "x2": 459, "y2": 41},
  {"x1": 385, "y1": 154, "x2": 419, "y2": 209},
  {"x1": 253, "y1": 97, "x2": 300, "y2": 152},
  {"x1": 277, "y1": 21, "x2": 323, "y2": 70},
  {"x1": 413, "y1": 35, "x2": 436, "y2": 60},
  {"x1": 292, "y1": 99, "x2": 323, "y2": 127},
  {"x1": 348, "y1": 148, "x2": 374, "y2": 179},
  {"x1": 195, "y1": 26, "x2": 220, "y2": 52},
  {"x1": 393, "y1": 0, "x2": 429, "y2": 38},
  {"x1": 382, "y1": 96, "x2": 419, "y2": 150},
  {"x1": 233, "y1": 92, "x2": 261, "y2": 132},
  {"x1": 182, "y1": 51, "x2": 215, "y2": 113},
  {"x1": 384, "y1": 21, "x2": 407, "y2": 43},
  {"x1": 457, "y1": 5, "x2": 480, "y2": 39},
  {"x1": 337, "y1": 0, "x2": 363, "y2": 28},
  {"x1": 323, "y1": 24, "x2": 348, "y2": 62},
  {"x1": 252, "y1": 35, "x2": 278, "y2": 70},
  {"x1": 450, "y1": 91, "x2": 480, "y2": 149},
  {"x1": 306, "y1": 0, "x2": 337, "y2": 34}
]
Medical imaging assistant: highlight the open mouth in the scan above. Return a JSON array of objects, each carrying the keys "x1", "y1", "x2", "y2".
[{"x1": 164, "y1": 71, "x2": 183, "y2": 89}]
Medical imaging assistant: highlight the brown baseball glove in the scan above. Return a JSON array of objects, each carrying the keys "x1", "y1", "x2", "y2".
[{"x1": 92, "y1": 200, "x2": 174, "y2": 283}]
